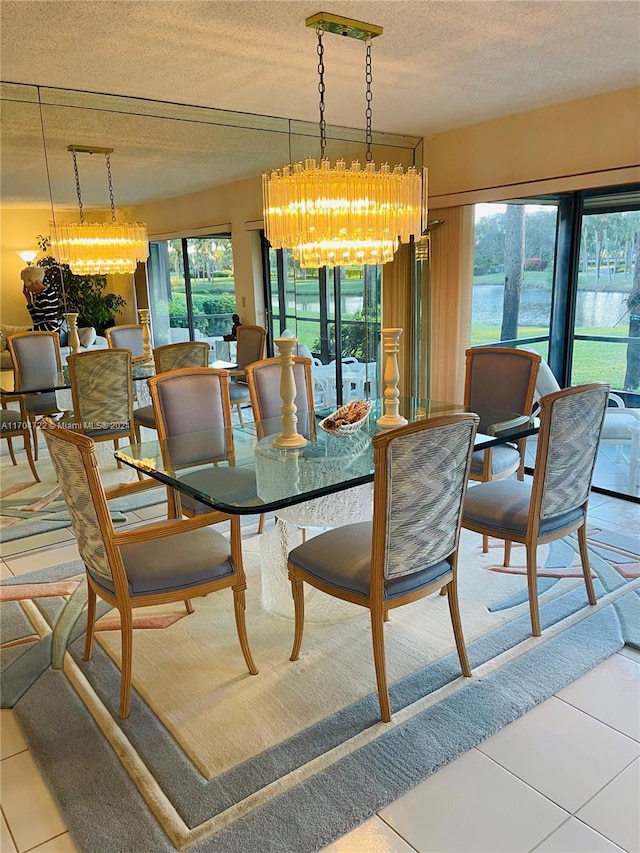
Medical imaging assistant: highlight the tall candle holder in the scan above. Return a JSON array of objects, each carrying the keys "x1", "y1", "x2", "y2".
[
  {"x1": 377, "y1": 327, "x2": 408, "y2": 429},
  {"x1": 272, "y1": 336, "x2": 307, "y2": 449},
  {"x1": 138, "y1": 308, "x2": 152, "y2": 360},
  {"x1": 63, "y1": 312, "x2": 80, "y2": 354}
]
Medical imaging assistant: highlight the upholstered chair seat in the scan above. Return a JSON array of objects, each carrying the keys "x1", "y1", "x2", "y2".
[
  {"x1": 288, "y1": 521, "x2": 452, "y2": 599},
  {"x1": 469, "y1": 444, "x2": 521, "y2": 477},
  {"x1": 464, "y1": 480, "x2": 584, "y2": 538}
]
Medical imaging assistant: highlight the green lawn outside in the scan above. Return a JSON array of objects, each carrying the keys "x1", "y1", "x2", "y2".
[
  {"x1": 473, "y1": 271, "x2": 634, "y2": 292},
  {"x1": 471, "y1": 324, "x2": 638, "y2": 391}
]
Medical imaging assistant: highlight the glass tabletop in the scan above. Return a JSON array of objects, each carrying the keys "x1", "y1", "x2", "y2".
[{"x1": 115, "y1": 398, "x2": 538, "y2": 516}]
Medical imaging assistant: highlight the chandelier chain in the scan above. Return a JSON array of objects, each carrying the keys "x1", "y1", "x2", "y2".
[
  {"x1": 365, "y1": 38, "x2": 373, "y2": 162},
  {"x1": 71, "y1": 149, "x2": 85, "y2": 224},
  {"x1": 105, "y1": 154, "x2": 117, "y2": 223},
  {"x1": 317, "y1": 26, "x2": 326, "y2": 160}
]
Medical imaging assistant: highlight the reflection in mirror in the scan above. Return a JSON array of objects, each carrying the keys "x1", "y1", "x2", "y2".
[{"x1": 2, "y1": 83, "x2": 422, "y2": 335}]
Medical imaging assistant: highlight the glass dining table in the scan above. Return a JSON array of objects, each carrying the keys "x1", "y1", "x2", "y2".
[{"x1": 115, "y1": 398, "x2": 537, "y2": 619}]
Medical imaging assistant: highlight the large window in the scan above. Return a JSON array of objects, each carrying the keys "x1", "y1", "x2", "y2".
[{"x1": 147, "y1": 235, "x2": 236, "y2": 347}]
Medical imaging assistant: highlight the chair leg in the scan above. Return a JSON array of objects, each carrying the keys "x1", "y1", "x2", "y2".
[
  {"x1": 119, "y1": 606, "x2": 134, "y2": 719},
  {"x1": 258, "y1": 514, "x2": 265, "y2": 534},
  {"x1": 30, "y1": 418, "x2": 39, "y2": 460},
  {"x1": 447, "y1": 582, "x2": 471, "y2": 677},
  {"x1": 383, "y1": 609, "x2": 390, "y2": 622},
  {"x1": 371, "y1": 605, "x2": 391, "y2": 722},
  {"x1": 504, "y1": 540, "x2": 512, "y2": 567},
  {"x1": 232, "y1": 585, "x2": 258, "y2": 675},
  {"x1": 289, "y1": 569, "x2": 305, "y2": 661},
  {"x1": 482, "y1": 533, "x2": 489, "y2": 553},
  {"x1": 6, "y1": 436, "x2": 17, "y2": 465},
  {"x1": 114, "y1": 439, "x2": 123, "y2": 468},
  {"x1": 577, "y1": 523, "x2": 597, "y2": 606},
  {"x1": 526, "y1": 545, "x2": 542, "y2": 637},
  {"x1": 23, "y1": 432, "x2": 40, "y2": 482},
  {"x1": 83, "y1": 585, "x2": 97, "y2": 661},
  {"x1": 185, "y1": 599, "x2": 194, "y2": 614},
  {"x1": 236, "y1": 403, "x2": 244, "y2": 425}
]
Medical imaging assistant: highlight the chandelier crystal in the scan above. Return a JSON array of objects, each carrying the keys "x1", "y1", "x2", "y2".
[
  {"x1": 262, "y1": 13, "x2": 426, "y2": 269},
  {"x1": 50, "y1": 146, "x2": 148, "y2": 276}
]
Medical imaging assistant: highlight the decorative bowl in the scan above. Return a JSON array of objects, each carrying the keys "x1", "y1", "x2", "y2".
[{"x1": 318, "y1": 400, "x2": 372, "y2": 437}]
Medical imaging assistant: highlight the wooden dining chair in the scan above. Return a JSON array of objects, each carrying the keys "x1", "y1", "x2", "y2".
[
  {"x1": 148, "y1": 366, "x2": 259, "y2": 523},
  {"x1": 1, "y1": 397, "x2": 40, "y2": 482},
  {"x1": 462, "y1": 383, "x2": 609, "y2": 637},
  {"x1": 228, "y1": 324, "x2": 266, "y2": 423},
  {"x1": 64, "y1": 349, "x2": 139, "y2": 470},
  {"x1": 287, "y1": 413, "x2": 479, "y2": 723},
  {"x1": 7, "y1": 331, "x2": 64, "y2": 460},
  {"x1": 43, "y1": 420, "x2": 257, "y2": 719},
  {"x1": 464, "y1": 346, "x2": 541, "y2": 552},
  {"x1": 105, "y1": 324, "x2": 145, "y2": 358},
  {"x1": 133, "y1": 340, "x2": 210, "y2": 440}
]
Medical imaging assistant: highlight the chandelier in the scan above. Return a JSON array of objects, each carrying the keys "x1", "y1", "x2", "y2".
[
  {"x1": 262, "y1": 12, "x2": 426, "y2": 269},
  {"x1": 50, "y1": 145, "x2": 148, "y2": 275}
]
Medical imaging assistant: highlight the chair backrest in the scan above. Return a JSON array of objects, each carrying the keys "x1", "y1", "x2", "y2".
[
  {"x1": 148, "y1": 367, "x2": 234, "y2": 469},
  {"x1": 464, "y1": 347, "x2": 541, "y2": 415},
  {"x1": 371, "y1": 414, "x2": 479, "y2": 584},
  {"x1": 67, "y1": 349, "x2": 134, "y2": 430},
  {"x1": 235, "y1": 325, "x2": 266, "y2": 371},
  {"x1": 7, "y1": 331, "x2": 62, "y2": 388},
  {"x1": 105, "y1": 325, "x2": 145, "y2": 357},
  {"x1": 43, "y1": 422, "x2": 117, "y2": 588},
  {"x1": 245, "y1": 356, "x2": 315, "y2": 439},
  {"x1": 153, "y1": 341, "x2": 210, "y2": 373},
  {"x1": 532, "y1": 383, "x2": 609, "y2": 521}
]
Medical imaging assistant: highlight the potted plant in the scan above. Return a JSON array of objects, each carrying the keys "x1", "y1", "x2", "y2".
[{"x1": 35, "y1": 235, "x2": 126, "y2": 335}]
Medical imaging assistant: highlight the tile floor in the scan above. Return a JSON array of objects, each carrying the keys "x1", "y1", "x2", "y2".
[{"x1": 1, "y1": 447, "x2": 639, "y2": 852}]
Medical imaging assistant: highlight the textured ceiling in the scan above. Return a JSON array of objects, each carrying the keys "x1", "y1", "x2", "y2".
[{"x1": 1, "y1": 0, "x2": 639, "y2": 207}]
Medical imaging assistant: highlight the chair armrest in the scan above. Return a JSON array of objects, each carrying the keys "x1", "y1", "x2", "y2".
[{"x1": 112, "y1": 513, "x2": 226, "y2": 545}]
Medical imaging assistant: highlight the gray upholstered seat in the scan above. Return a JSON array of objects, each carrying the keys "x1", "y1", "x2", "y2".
[
  {"x1": 462, "y1": 383, "x2": 609, "y2": 637},
  {"x1": 287, "y1": 413, "x2": 480, "y2": 723},
  {"x1": 43, "y1": 421, "x2": 257, "y2": 719},
  {"x1": 469, "y1": 444, "x2": 521, "y2": 477}
]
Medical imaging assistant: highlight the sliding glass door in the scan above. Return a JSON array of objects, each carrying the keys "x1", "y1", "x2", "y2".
[
  {"x1": 147, "y1": 235, "x2": 236, "y2": 348},
  {"x1": 471, "y1": 185, "x2": 640, "y2": 500}
]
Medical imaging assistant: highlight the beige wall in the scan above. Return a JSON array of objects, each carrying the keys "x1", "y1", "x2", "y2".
[
  {"x1": 426, "y1": 86, "x2": 640, "y2": 207},
  {"x1": 1, "y1": 207, "x2": 54, "y2": 326},
  {"x1": 127, "y1": 174, "x2": 268, "y2": 327}
]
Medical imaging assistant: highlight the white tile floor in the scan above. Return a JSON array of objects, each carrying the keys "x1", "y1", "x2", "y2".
[{"x1": 1, "y1": 450, "x2": 639, "y2": 852}]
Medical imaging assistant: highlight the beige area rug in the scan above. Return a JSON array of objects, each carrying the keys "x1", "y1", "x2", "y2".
[{"x1": 95, "y1": 528, "x2": 580, "y2": 779}]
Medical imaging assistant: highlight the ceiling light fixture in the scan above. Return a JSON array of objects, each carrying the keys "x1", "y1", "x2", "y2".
[
  {"x1": 262, "y1": 12, "x2": 426, "y2": 269},
  {"x1": 49, "y1": 145, "x2": 148, "y2": 275}
]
